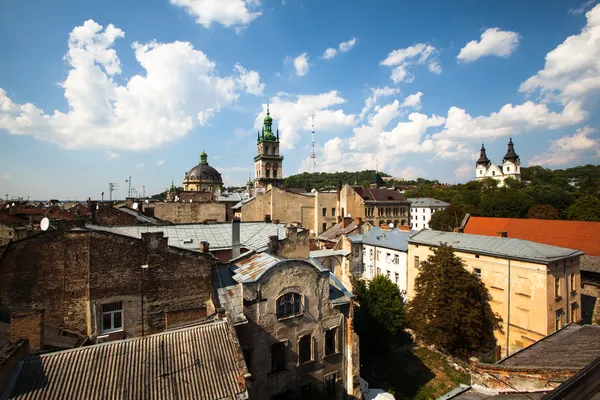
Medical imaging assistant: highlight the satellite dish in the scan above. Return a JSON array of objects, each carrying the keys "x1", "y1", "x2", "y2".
[
  {"x1": 389, "y1": 223, "x2": 394, "y2": 228},
  {"x1": 145, "y1": 200, "x2": 149, "y2": 204},
  {"x1": 40, "y1": 217, "x2": 50, "y2": 231},
  {"x1": 132, "y1": 202, "x2": 139, "y2": 210},
  {"x1": 11, "y1": 203, "x2": 15, "y2": 207}
]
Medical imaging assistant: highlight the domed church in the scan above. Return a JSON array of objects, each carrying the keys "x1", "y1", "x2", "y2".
[{"x1": 183, "y1": 151, "x2": 223, "y2": 194}]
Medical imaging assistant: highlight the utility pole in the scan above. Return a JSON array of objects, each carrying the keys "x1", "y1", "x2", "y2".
[
  {"x1": 125, "y1": 176, "x2": 132, "y2": 198},
  {"x1": 101, "y1": 192, "x2": 104, "y2": 203},
  {"x1": 142, "y1": 185, "x2": 146, "y2": 199},
  {"x1": 4, "y1": 194, "x2": 8, "y2": 202},
  {"x1": 109, "y1": 183, "x2": 119, "y2": 202}
]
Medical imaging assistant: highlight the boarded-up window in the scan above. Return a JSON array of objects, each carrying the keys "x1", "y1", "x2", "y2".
[
  {"x1": 298, "y1": 335, "x2": 311, "y2": 364},
  {"x1": 325, "y1": 328, "x2": 337, "y2": 356}
]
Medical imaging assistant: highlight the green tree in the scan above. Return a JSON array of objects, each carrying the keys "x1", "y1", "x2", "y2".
[
  {"x1": 480, "y1": 189, "x2": 534, "y2": 218},
  {"x1": 526, "y1": 185, "x2": 574, "y2": 216},
  {"x1": 528, "y1": 204, "x2": 560, "y2": 220},
  {"x1": 408, "y1": 244, "x2": 502, "y2": 357},
  {"x1": 429, "y1": 204, "x2": 467, "y2": 231},
  {"x1": 568, "y1": 195, "x2": 600, "y2": 221},
  {"x1": 353, "y1": 275, "x2": 406, "y2": 351}
]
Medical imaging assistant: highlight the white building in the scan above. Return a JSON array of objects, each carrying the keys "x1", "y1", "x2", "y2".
[
  {"x1": 348, "y1": 227, "x2": 417, "y2": 294},
  {"x1": 475, "y1": 138, "x2": 521, "y2": 186},
  {"x1": 408, "y1": 198, "x2": 450, "y2": 230}
]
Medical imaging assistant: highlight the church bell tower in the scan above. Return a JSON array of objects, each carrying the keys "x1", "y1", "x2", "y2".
[{"x1": 254, "y1": 105, "x2": 284, "y2": 189}]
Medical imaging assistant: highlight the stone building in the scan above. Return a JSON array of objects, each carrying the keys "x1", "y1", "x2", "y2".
[
  {"x1": 254, "y1": 106, "x2": 284, "y2": 189},
  {"x1": 475, "y1": 138, "x2": 521, "y2": 186},
  {"x1": 339, "y1": 184, "x2": 410, "y2": 228},
  {"x1": 183, "y1": 151, "x2": 223, "y2": 194},
  {"x1": 0, "y1": 229, "x2": 214, "y2": 344},
  {"x1": 407, "y1": 230, "x2": 583, "y2": 356},
  {"x1": 213, "y1": 251, "x2": 360, "y2": 399}
]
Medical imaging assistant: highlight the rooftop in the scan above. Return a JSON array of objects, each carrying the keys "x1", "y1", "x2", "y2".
[
  {"x1": 86, "y1": 222, "x2": 288, "y2": 252},
  {"x1": 310, "y1": 249, "x2": 351, "y2": 258},
  {"x1": 214, "y1": 192, "x2": 249, "y2": 203},
  {"x1": 317, "y1": 218, "x2": 362, "y2": 242},
  {"x1": 409, "y1": 230, "x2": 583, "y2": 264},
  {"x1": 407, "y1": 197, "x2": 450, "y2": 208},
  {"x1": 498, "y1": 324, "x2": 600, "y2": 369},
  {"x1": 3, "y1": 319, "x2": 248, "y2": 400},
  {"x1": 349, "y1": 227, "x2": 418, "y2": 252},
  {"x1": 463, "y1": 216, "x2": 600, "y2": 258},
  {"x1": 353, "y1": 187, "x2": 407, "y2": 203}
]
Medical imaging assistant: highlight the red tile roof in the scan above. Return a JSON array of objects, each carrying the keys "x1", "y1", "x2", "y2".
[{"x1": 463, "y1": 217, "x2": 600, "y2": 257}]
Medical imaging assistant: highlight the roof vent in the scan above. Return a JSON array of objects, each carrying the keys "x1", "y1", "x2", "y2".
[{"x1": 182, "y1": 238, "x2": 193, "y2": 244}]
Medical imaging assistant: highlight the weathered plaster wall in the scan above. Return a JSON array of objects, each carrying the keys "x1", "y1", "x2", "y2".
[{"x1": 153, "y1": 202, "x2": 225, "y2": 224}]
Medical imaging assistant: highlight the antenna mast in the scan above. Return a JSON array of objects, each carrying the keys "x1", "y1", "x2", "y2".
[
  {"x1": 109, "y1": 182, "x2": 119, "y2": 203},
  {"x1": 125, "y1": 176, "x2": 133, "y2": 198},
  {"x1": 310, "y1": 115, "x2": 317, "y2": 173}
]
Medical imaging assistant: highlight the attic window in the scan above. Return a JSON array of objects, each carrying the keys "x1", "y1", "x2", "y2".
[
  {"x1": 387, "y1": 196, "x2": 394, "y2": 200},
  {"x1": 182, "y1": 238, "x2": 193, "y2": 244}
]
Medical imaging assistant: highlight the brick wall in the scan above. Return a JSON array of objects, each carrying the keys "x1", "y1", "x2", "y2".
[
  {"x1": 0, "y1": 230, "x2": 214, "y2": 341},
  {"x1": 10, "y1": 311, "x2": 44, "y2": 351},
  {"x1": 153, "y1": 202, "x2": 225, "y2": 224},
  {"x1": 94, "y1": 207, "x2": 139, "y2": 226}
]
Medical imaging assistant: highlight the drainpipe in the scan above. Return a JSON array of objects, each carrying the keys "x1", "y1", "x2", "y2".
[{"x1": 506, "y1": 259, "x2": 511, "y2": 357}]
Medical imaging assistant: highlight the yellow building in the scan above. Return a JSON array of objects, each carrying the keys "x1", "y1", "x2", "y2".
[
  {"x1": 183, "y1": 151, "x2": 223, "y2": 193},
  {"x1": 406, "y1": 230, "x2": 583, "y2": 356}
]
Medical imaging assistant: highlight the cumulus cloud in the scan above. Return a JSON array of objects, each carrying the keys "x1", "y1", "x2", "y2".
[
  {"x1": 293, "y1": 53, "x2": 310, "y2": 76},
  {"x1": 569, "y1": 0, "x2": 597, "y2": 15},
  {"x1": 401, "y1": 92, "x2": 423, "y2": 110},
  {"x1": 359, "y1": 86, "x2": 400, "y2": 120},
  {"x1": 169, "y1": 0, "x2": 261, "y2": 28},
  {"x1": 454, "y1": 163, "x2": 473, "y2": 180},
  {"x1": 321, "y1": 37, "x2": 357, "y2": 60},
  {"x1": 253, "y1": 91, "x2": 356, "y2": 150},
  {"x1": 136, "y1": 163, "x2": 145, "y2": 170},
  {"x1": 457, "y1": 28, "x2": 520, "y2": 63},
  {"x1": 520, "y1": 4, "x2": 600, "y2": 103},
  {"x1": 156, "y1": 160, "x2": 165, "y2": 166},
  {"x1": 530, "y1": 126, "x2": 600, "y2": 166},
  {"x1": 380, "y1": 43, "x2": 441, "y2": 83},
  {"x1": 0, "y1": 20, "x2": 263, "y2": 151}
]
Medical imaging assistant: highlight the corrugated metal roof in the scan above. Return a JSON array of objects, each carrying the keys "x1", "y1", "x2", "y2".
[
  {"x1": 309, "y1": 249, "x2": 351, "y2": 258},
  {"x1": 4, "y1": 320, "x2": 248, "y2": 400},
  {"x1": 86, "y1": 222, "x2": 287, "y2": 252},
  {"x1": 354, "y1": 227, "x2": 418, "y2": 252},
  {"x1": 231, "y1": 252, "x2": 281, "y2": 283},
  {"x1": 409, "y1": 230, "x2": 583, "y2": 263},
  {"x1": 407, "y1": 197, "x2": 450, "y2": 208}
]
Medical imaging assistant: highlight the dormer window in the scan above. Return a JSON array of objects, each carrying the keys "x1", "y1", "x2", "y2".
[
  {"x1": 507, "y1": 167, "x2": 510, "y2": 172},
  {"x1": 277, "y1": 293, "x2": 301, "y2": 318}
]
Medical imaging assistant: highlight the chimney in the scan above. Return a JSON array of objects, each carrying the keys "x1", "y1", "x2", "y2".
[
  {"x1": 87, "y1": 197, "x2": 91, "y2": 214},
  {"x1": 268, "y1": 235, "x2": 280, "y2": 256},
  {"x1": 199, "y1": 241, "x2": 210, "y2": 254},
  {"x1": 264, "y1": 214, "x2": 271, "y2": 223},
  {"x1": 232, "y1": 219, "x2": 241, "y2": 259},
  {"x1": 354, "y1": 217, "x2": 362, "y2": 226},
  {"x1": 497, "y1": 231, "x2": 508, "y2": 238},
  {"x1": 342, "y1": 217, "x2": 348, "y2": 229},
  {"x1": 10, "y1": 310, "x2": 44, "y2": 352},
  {"x1": 336, "y1": 216, "x2": 342, "y2": 224},
  {"x1": 9, "y1": 203, "x2": 15, "y2": 216}
]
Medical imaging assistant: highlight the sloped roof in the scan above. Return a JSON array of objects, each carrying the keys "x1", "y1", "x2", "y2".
[
  {"x1": 231, "y1": 252, "x2": 282, "y2": 282},
  {"x1": 86, "y1": 222, "x2": 287, "y2": 252},
  {"x1": 353, "y1": 187, "x2": 407, "y2": 202},
  {"x1": 4, "y1": 320, "x2": 248, "y2": 400},
  {"x1": 0, "y1": 214, "x2": 28, "y2": 227},
  {"x1": 409, "y1": 230, "x2": 583, "y2": 264},
  {"x1": 360, "y1": 227, "x2": 418, "y2": 251},
  {"x1": 117, "y1": 207, "x2": 159, "y2": 224},
  {"x1": 309, "y1": 249, "x2": 351, "y2": 258},
  {"x1": 317, "y1": 218, "x2": 360, "y2": 242},
  {"x1": 407, "y1": 197, "x2": 450, "y2": 208},
  {"x1": 463, "y1": 216, "x2": 600, "y2": 257}
]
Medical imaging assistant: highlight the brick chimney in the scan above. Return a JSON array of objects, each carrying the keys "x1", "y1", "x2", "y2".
[
  {"x1": 337, "y1": 216, "x2": 342, "y2": 224},
  {"x1": 10, "y1": 310, "x2": 44, "y2": 352},
  {"x1": 199, "y1": 241, "x2": 210, "y2": 253},
  {"x1": 497, "y1": 231, "x2": 508, "y2": 238},
  {"x1": 232, "y1": 219, "x2": 241, "y2": 259},
  {"x1": 268, "y1": 235, "x2": 280, "y2": 256}
]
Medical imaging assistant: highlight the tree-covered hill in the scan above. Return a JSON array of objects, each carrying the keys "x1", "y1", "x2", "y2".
[{"x1": 283, "y1": 170, "x2": 439, "y2": 190}]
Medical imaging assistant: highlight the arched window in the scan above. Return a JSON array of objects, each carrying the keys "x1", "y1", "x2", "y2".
[
  {"x1": 273, "y1": 163, "x2": 278, "y2": 178},
  {"x1": 277, "y1": 293, "x2": 301, "y2": 318},
  {"x1": 265, "y1": 163, "x2": 271, "y2": 178}
]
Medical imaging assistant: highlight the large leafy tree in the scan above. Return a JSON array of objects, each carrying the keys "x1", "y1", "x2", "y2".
[
  {"x1": 429, "y1": 204, "x2": 467, "y2": 231},
  {"x1": 480, "y1": 189, "x2": 534, "y2": 218},
  {"x1": 408, "y1": 244, "x2": 502, "y2": 357},
  {"x1": 528, "y1": 204, "x2": 560, "y2": 220},
  {"x1": 568, "y1": 195, "x2": 600, "y2": 221}
]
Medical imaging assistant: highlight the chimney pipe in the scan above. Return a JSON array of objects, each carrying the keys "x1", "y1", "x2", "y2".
[
  {"x1": 199, "y1": 241, "x2": 210, "y2": 254},
  {"x1": 232, "y1": 219, "x2": 241, "y2": 259}
]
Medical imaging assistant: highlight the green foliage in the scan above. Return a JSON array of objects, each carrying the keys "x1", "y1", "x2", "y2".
[
  {"x1": 480, "y1": 189, "x2": 534, "y2": 218},
  {"x1": 528, "y1": 204, "x2": 560, "y2": 220},
  {"x1": 429, "y1": 204, "x2": 467, "y2": 231},
  {"x1": 408, "y1": 244, "x2": 502, "y2": 357},
  {"x1": 568, "y1": 195, "x2": 600, "y2": 221},
  {"x1": 353, "y1": 275, "x2": 406, "y2": 351},
  {"x1": 284, "y1": 170, "x2": 384, "y2": 191}
]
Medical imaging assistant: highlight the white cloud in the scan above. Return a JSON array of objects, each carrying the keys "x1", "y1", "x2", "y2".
[
  {"x1": 322, "y1": 48, "x2": 337, "y2": 60},
  {"x1": 454, "y1": 163, "x2": 472, "y2": 180},
  {"x1": 339, "y1": 37, "x2": 356, "y2": 52},
  {"x1": 570, "y1": 0, "x2": 597, "y2": 15},
  {"x1": 293, "y1": 53, "x2": 310, "y2": 77},
  {"x1": 136, "y1": 163, "x2": 145, "y2": 170},
  {"x1": 234, "y1": 63, "x2": 265, "y2": 95},
  {"x1": 395, "y1": 166, "x2": 426, "y2": 180},
  {"x1": 457, "y1": 28, "x2": 520, "y2": 63},
  {"x1": 530, "y1": 126, "x2": 600, "y2": 166},
  {"x1": 253, "y1": 91, "x2": 356, "y2": 150},
  {"x1": 169, "y1": 0, "x2": 261, "y2": 28},
  {"x1": 0, "y1": 173, "x2": 10, "y2": 180},
  {"x1": 106, "y1": 151, "x2": 120, "y2": 159},
  {"x1": 359, "y1": 86, "x2": 400, "y2": 120},
  {"x1": 401, "y1": 92, "x2": 423, "y2": 110},
  {"x1": 0, "y1": 20, "x2": 263, "y2": 151},
  {"x1": 380, "y1": 43, "x2": 441, "y2": 83},
  {"x1": 520, "y1": 4, "x2": 600, "y2": 103},
  {"x1": 156, "y1": 160, "x2": 165, "y2": 166}
]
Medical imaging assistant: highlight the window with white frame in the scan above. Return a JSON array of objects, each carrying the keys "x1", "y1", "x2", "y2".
[
  {"x1": 101, "y1": 302, "x2": 123, "y2": 333},
  {"x1": 393, "y1": 254, "x2": 399, "y2": 265}
]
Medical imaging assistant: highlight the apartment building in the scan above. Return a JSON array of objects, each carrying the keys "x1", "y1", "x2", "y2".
[
  {"x1": 407, "y1": 230, "x2": 583, "y2": 356},
  {"x1": 407, "y1": 197, "x2": 449, "y2": 230}
]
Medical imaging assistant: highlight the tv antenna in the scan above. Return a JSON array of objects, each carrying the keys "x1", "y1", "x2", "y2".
[
  {"x1": 310, "y1": 115, "x2": 317, "y2": 173},
  {"x1": 109, "y1": 182, "x2": 119, "y2": 202},
  {"x1": 125, "y1": 176, "x2": 133, "y2": 198}
]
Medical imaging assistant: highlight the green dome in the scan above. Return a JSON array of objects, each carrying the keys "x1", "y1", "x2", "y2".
[{"x1": 264, "y1": 113, "x2": 273, "y2": 122}]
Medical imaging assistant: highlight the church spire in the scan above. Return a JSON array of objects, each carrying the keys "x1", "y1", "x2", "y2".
[
  {"x1": 476, "y1": 142, "x2": 491, "y2": 166},
  {"x1": 503, "y1": 136, "x2": 519, "y2": 163}
]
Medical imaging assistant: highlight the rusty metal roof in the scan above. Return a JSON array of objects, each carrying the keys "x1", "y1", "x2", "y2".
[
  {"x1": 231, "y1": 252, "x2": 280, "y2": 283},
  {"x1": 4, "y1": 319, "x2": 248, "y2": 400}
]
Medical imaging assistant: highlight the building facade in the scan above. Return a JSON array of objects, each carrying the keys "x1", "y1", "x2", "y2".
[
  {"x1": 408, "y1": 197, "x2": 450, "y2": 230},
  {"x1": 407, "y1": 230, "x2": 583, "y2": 356},
  {"x1": 255, "y1": 106, "x2": 284, "y2": 189},
  {"x1": 475, "y1": 138, "x2": 521, "y2": 186},
  {"x1": 183, "y1": 151, "x2": 224, "y2": 193}
]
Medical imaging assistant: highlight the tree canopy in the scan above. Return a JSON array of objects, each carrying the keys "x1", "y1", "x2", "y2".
[
  {"x1": 568, "y1": 195, "x2": 600, "y2": 221},
  {"x1": 408, "y1": 244, "x2": 502, "y2": 357},
  {"x1": 528, "y1": 204, "x2": 560, "y2": 220},
  {"x1": 429, "y1": 204, "x2": 467, "y2": 231}
]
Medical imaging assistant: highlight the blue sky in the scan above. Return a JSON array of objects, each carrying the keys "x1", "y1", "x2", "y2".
[{"x1": 1, "y1": 0, "x2": 599, "y2": 200}]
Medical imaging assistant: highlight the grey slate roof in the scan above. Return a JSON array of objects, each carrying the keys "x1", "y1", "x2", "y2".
[
  {"x1": 215, "y1": 192, "x2": 249, "y2": 203},
  {"x1": 310, "y1": 249, "x2": 351, "y2": 259},
  {"x1": 118, "y1": 207, "x2": 160, "y2": 224},
  {"x1": 86, "y1": 222, "x2": 287, "y2": 252},
  {"x1": 407, "y1": 197, "x2": 450, "y2": 208},
  {"x1": 3, "y1": 320, "x2": 248, "y2": 400},
  {"x1": 350, "y1": 227, "x2": 418, "y2": 252},
  {"x1": 409, "y1": 230, "x2": 583, "y2": 264},
  {"x1": 498, "y1": 324, "x2": 600, "y2": 369}
]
